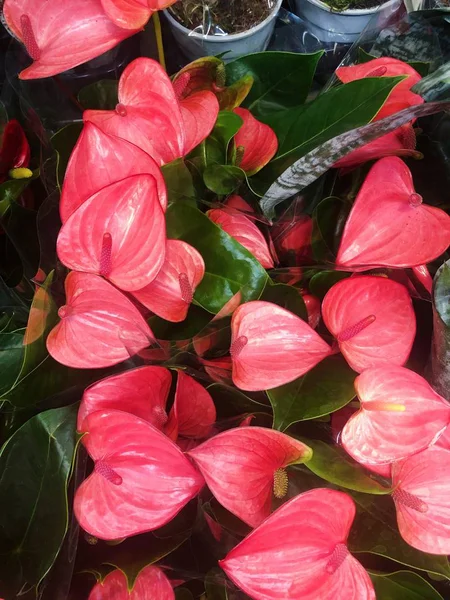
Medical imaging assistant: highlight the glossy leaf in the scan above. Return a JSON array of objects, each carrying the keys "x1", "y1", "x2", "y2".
[
  {"x1": 430, "y1": 261, "x2": 450, "y2": 399},
  {"x1": 370, "y1": 570, "x2": 443, "y2": 600},
  {"x1": 78, "y1": 79, "x2": 119, "y2": 110},
  {"x1": 161, "y1": 158, "x2": 196, "y2": 205},
  {"x1": 308, "y1": 271, "x2": 351, "y2": 300},
  {"x1": 203, "y1": 165, "x2": 245, "y2": 195},
  {"x1": 261, "y1": 281, "x2": 308, "y2": 321}
]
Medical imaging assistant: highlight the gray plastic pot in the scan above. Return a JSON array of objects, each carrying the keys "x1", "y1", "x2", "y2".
[
  {"x1": 293, "y1": 0, "x2": 397, "y2": 43},
  {"x1": 163, "y1": 0, "x2": 283, "y2": 62}
]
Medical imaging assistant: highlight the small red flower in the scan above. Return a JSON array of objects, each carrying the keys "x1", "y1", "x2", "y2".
[
  {"x1": 272, "y1": 214, "x2": 313, "y2": 260},
  {"x1": 233, "y1": 108, "x2": 278, "y2": 175},
  {"x1": 302, "y1": 293, "x2": 321, "y2": 329},
  {"x1": 100, "y1": 0, "x2": 177, "y2": 30},
  {"x1": 88, "y1": 565, "x2": 174, "y2": 599}
]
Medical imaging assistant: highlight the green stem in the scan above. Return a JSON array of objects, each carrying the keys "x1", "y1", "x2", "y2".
[{"x1": 152, "y1": 11, "x2": 166, "y2": 71}]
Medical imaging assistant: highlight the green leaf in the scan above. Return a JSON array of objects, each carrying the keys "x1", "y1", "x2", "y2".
[
  {"x1": 175, "y1": 589, "x2": 195, "y2": 600},
  {"x1": 203, "y1": 164, "x2": 245, "y2": 195},
  {"x1": 165, "y1": 203, "x2": 268, "y2": 313},
  {"x1": 312, "y1": 196, "x2": 351, "y2": 262},
  {"x1": 208, "y1": 383, "x2": 270, "y2": 418},
  {"x1": 205, "y1": 568, "x2": 229, "y2": 599},
  {"x1": 0, "y1": 276, "x2": 29, "y2": 324},
  {"x1": 0, "y1": 405, "x2": 78, "y2": 597},
  {"x1": 150, "y1": 304, "x2": 213, "y2": 341},
  {"x1": 226, "y1": 51, "x2": 323, "y2": 118},
  {"x1": 308, "y1": 270, "x2": 351, "y2": 300},
  {"x1": 261, "y1": 281, "x2": 307, "y2": 321},
  {"x1": 430, "y1": 260, "x2": 450, "y2": 398},
  {"x1": 0, "y1": 331, "x2": 25, "y2": 396},
  {"x1": 302, "y1": 439, "x2": 392, "y2": 495},
  {"x1": 259, "y1": 97, "x2": 450, "y2": 220},
  {"x1": 162, "y1": 158, "x2": 197, "y2": 205},
  {"x1": 267, "y1": 355, "x2": 356, "y2": 430},
  {"x1": 0, "y1": 173, "x2": 38, "y2": 217},
  {"x1": 51, "y1": 123, "x2": 83, "y2": 190},
  {"x1": 413, "y1": 61, "x2": 450, "y2": 101},
  {"x1": 78, "y1": 79, "x2": 118, "y2": 110},
  {"x1": 370, "y1": 570, "x2": 444, "y2": 600}
]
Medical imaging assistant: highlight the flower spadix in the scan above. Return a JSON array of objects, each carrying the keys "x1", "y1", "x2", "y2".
[
  {"x1": 220, "y1": 488, "x2": 375, "y2": 600},
  {"x1": 188, "y1": 427, "x2": 312, "y2": 527},
  {"x1": 74, "y1": 410, "x2": 204, "y2": 540},
  {"x1": 233, "y1": 108, "x2": 278, "y2": 175},
  {"x1": 230, "y1": 301, "x2": 332, "y2": 391},
  {"x1": 88, "y1": 564, "x2": 174, "y2": 600},
  {"x1": 336, "y1": 157, "x2": 450, "y2": 269},
  {"x1": 322, "y1": 276, "x2": 416, "y2": 372},
  {"x1": 341, "y1": 366, "x2": 450, "y2": 465}
]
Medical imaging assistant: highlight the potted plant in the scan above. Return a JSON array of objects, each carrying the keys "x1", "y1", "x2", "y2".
[{"x1": 164, "y1": 0, "x2": 283, "y2": 61}]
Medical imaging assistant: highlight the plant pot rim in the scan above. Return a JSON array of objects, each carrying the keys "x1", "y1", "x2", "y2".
[
  {"x1": 164, "y1": 0, "x2": 283, "y2": 43},
  {"x1": 304, "y1": 0, "x2": 397, "y2": 16}
]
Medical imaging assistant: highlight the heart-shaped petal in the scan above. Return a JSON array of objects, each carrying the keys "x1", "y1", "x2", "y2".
[
  {"x1": 88, "y1": 565, "x2": 174, "y2": 599},
  {"x1": 78, "y1": 366, "x2": 172, "y2": 431},
  {"x1": 74, "y1": 410, "x2": 204, "y2": 540},
  {"x1": 233, "y1": 108, "x2": 278, "y2": 175},
  {"x1": 47, "y1": 272, "x2": 153, "y2": 368},
  {"x1": 342, "y1": 366, "x2": 450, "y2": 465},
  {"x1": 180, "y1": 91, "x2": 221, "y2": 156},
  {"x1": 336, "y1": 157, "x2": 450, "y2": 269},
  {"x1": 3, "y1": 0, "x2": 136, "y2": 80},
  {"x1": 188, "y1": 427, "x2": 312, "y2": 527},
  {"x1": 322, "y1": 275, "x2": 416, "y2": 372},
  {"x1": 57, "y1": 174, "x2": 166, "y2": 291},
  {"x1": 100, "y1": 0, "x2": 151, "y2": 29},
  {"x1": 220, "y1": 488, "x2": 375, "y2": 600},
  {"x1": 61, "y1": 122, "x2": 167, "y2": 223},
  {"x1": 231, "y1": 301, "x2": 332, "y2": 391},
  {"x1": 132, "y1": 240, "x2": 204, "y2": 322},
  {"x1": 392, "y1": 445, "x2": 450, "y2": 554}
]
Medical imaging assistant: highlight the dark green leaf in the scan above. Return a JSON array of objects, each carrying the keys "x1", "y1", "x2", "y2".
[
  {"x1": 312, "y1": 196, "x2": 351, "y2": 262},
  {"x1": 204, "y1": 164, "x2": 245, "y2": 195},
  {"x1": 208, "y1": 383, "x2": 270, "y2": 418},
  {"x1": 0, "y1": 331, "x2": 25, "y2": 396},
  {"x1": 162, "y1": 158, "x2": 197, "y2": 205},
  {"x1": 261, "y1": 281, "x2": 307, "y2": 321},
  {"x1": 267, "y1": 355, "x2": 356, "y2": 430},
  {"x1": 0, "y1": 277, "x2": 29, "y2": 324},
  {"x1": 226, "y1": 51, "x2": 323, "y2": 118},
  {"x1": 51, "y1": 123, "x2": 83, "y2": 190},
  {"x1": 205, "y1": 568, "x2": 229, "y2": 599},
  {"x1": 150, "y1": 304, "x2": 213, "y2": 341},
  {"x1": 413, "y1": 61, "x2": 450, "y2": 101},
  {"x1": 78, "y1": 79, "x2": 118, "y2": 110},
  {"x1": 430, "y1": 260, "x2": 450, "y2": 399},
  {"x1": 0, "y1": 405, "x2": 78, "y2": 597},
  {"x1": 165, "y1": 203, "x2": 268, "y2": 313},
  {"x1": 0, "y1": 173, "x2": 38, "y2": 218},
  {"x1": 308, "y1": 270, "x2": 351, "y2": 300},
  {"x1": 370, "y1": 570, "x2": 444, "y2": 600},
  {"x1": 175, "y1": 589, "x2": 195, "y2": 600},
  {"x1": 302, "y1": 439, "x2": 392, "y2": 495}
]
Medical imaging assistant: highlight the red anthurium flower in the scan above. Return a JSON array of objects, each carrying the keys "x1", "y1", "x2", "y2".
[
  {"x1": 89, "y1": 565, "x2": 174, "y2": 599},
  {"x1": 3, "y1": 0, "x2": 136, "y2": 80},
  {"x1": 226, "y1": 194, "x2": 254, "y2": 213},
  {"x1": 165, "y1": 371, "x2": 216, "y2": 440},
  {"x1": 272, "y1": 214, "x2": 313, "y2": 261},
  {"x1": 231, "y1": 301, "x2": 332, "y2": 391},
  {"x1": 341, "y1": 366, "x2": 450, "y2": 465},
  {"x1": 392, "y1": 445, "x2": 450, "y2": 554},
  {"x1": 60, "y1": 122, "x2": 167, "y2": 223},
  {"x1": 200, "y1": 357, "x2": 233, "y2": 384},
  {"x1": 322, "y1": 276, "x2": 416, "y2": 372},
  {"x1": 74, "y1": 410, "x2": 204, "y2": 540},
  {"x1": 132, "y1": 240, "x2": 204, "y2": 322},
  {"x1": 0, "y1": 120, "x2": 30, "y2": 181},
  {"x1": 220, "y1": 488, "x2": 375, "y2": 600},
  {"x1": 100, "y1": 0, "x2": 177, "y2": 30},
  {"x1": 85, "y1": 58, "x2": 219, "y2": 166},
  {"x1": 411, "y1": 264, "x2": 433, "y2": 294},
  {"x1": 57, "y1": 174, "x2": 166, "y2": 292},
  {"x1": 78, "y1": 366, "x2": 171, "y2": 431},
  {"x1": 188, "y1": 427, "x2": 312, "y2": 527},
  {"x1": 302, "y1": 293, "x2": 321, "y2": 329},
  {"x1": 207, "y1": 208, "x2": 274, "y2": 269},
  {"x1": 233, "y1": 108, "x2": 278, "y2": 176},
  {"x1": 47, "y1": 272, "x2": 153, "y2": 368},
  {"x1": 336, "y1": 157, "x2": 450, "y2": 269}
]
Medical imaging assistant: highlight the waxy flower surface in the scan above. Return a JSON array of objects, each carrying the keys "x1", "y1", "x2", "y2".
[
  {"x1": 100, "y1": 0, "x2": 177, "y2": 30},
  {"x1": 233, "y1": 108, "x2": 278, "y2": 175},
  {"x1": 88, "y1": 565, "x2": 174, "y2": 599}
]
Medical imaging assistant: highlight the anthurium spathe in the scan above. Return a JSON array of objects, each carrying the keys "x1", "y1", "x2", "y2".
[
  {"x1": 60, "y1": 122, "x2": 167, "y2": 223},
  {"x1": 84, "y1": 58, "x2": 219, "y2": 166},
  {"x1": 77, "y1": 366, "x2": 172, "y2": 431},
  {"x1": 233, "y1": 108, "x2": 278, "y2": 176},
  {"x1": 341, "y1": 366, "x2": 450, "y2": 465},
  {"x1": 100, "y1": 0, "x2": 177, "y2": 30},
  {"x1": 322, "y1": 275, "x2": 416, "y2": 372},
  {"x1": 336, "y1": 157, "x2": 450, "y2": 269},
  {"x1": 220, "y1": 488, "x2": 375, "y2": 600},
  {"x1": 272, "y1": 214, "x2": 313, "y2": 262},
  {"x1": 132, "y1": 240, "x2": 204, "y2": 322},
  {"x1": 89, "y1": 565, "x2": 174, "y2": 599},
  {"x1": 230, "y1": 301, "x2": 332, "y2": 391},
  {"x1": 3, "y1": 0, "x2": 137, "y2": 80},
  {"x1": 165, "y1": 371, "x2": 216, "y2": 441},
  {"x1": 392, "y1": 445, "x2": 450, "y2": 554},
  {"x1": 47, "y1": 272, "x2": 153, "y2": 368},
  {"x1": 74, "y1": 410, "x2": 204, "y2": 540},
  {"x1": 57, "y1": 174, "x2": 166, "y2": 292},
  {"x1": 0, "y1": 120, "x2": 30, "y2": 181},
  {"x1": 188, "y1": 427, "x2": 312, "y2": 527}
]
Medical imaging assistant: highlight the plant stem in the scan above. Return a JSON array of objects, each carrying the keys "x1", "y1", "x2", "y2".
[{"x1": 153, "y1": 11, "x2": 166, "y2": 72}]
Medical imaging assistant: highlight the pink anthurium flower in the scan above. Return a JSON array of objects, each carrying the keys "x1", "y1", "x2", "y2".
[
  {"x1": 74, "y1": 410, "x2": 204, "y2": 540},
  {"x1": 3, "y1": 0, "x2": 137, "y2": 80},
  {"x1": 188, "y1": 427, "x2": 312, "y2": 527},
  {"x1": 341, "y1": 366, "x2": 450, "y2": 465},
  {"x1": 100, "y1": 0, "x2": 177, "y2": 30},
  {"x1": 165, "y1": 371, "x2": 216, "y2": 440},
  {"x1": 411, "y1": 264, "x2": 433, "y2": 294},
  {"x1": 272, "y1": 214, "x2": 313, "y2": 261},
  {"x1": 201, "y1": 356, "x2": 233, "y2": 384},
  {"x1": 77, "y1": 366, "x2": 172, "y2": 432},
  {"x1": 220, "y1": 488, "x2": 375, "y2": 600},
  {"x1": 391, "y1": 445, "x2": 450, "y2": 554},
  {"x1": 57, "y1": 174, "x2": 166, "y2": 292},
  {"x1": 47, "y1": 272, "x2": 153, "y2": 368},
  {"x1": 233, "y1": 108, "x2": 278, "y2": 176},
  {"x1": 89, "y1": 564, "x2": 174, "y2": 599},
  {"x1": 336, "y1": 157, "x2": 450, "y2": 269},
  {"x1": 230, "y1": 301, "x2": 332, "y2": 391},
  {"x1": 85, "y1": 58, "x2": 219, "y2": 166},
  {"x1": 0, "y1": 120, "x2": 30, "y2": 181},
  {"x1": 60, "y1": 122, "x2": 167, "y2": 223},
  {"x1": 322, "y1": 275, "x2": 416, "y2": 372},
  {"x1": 436, "y1": 424, "x2": 450, "y2": 449},
  {"x1": 132, "y1": 240, "x2": 204, "y2": 322}
]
